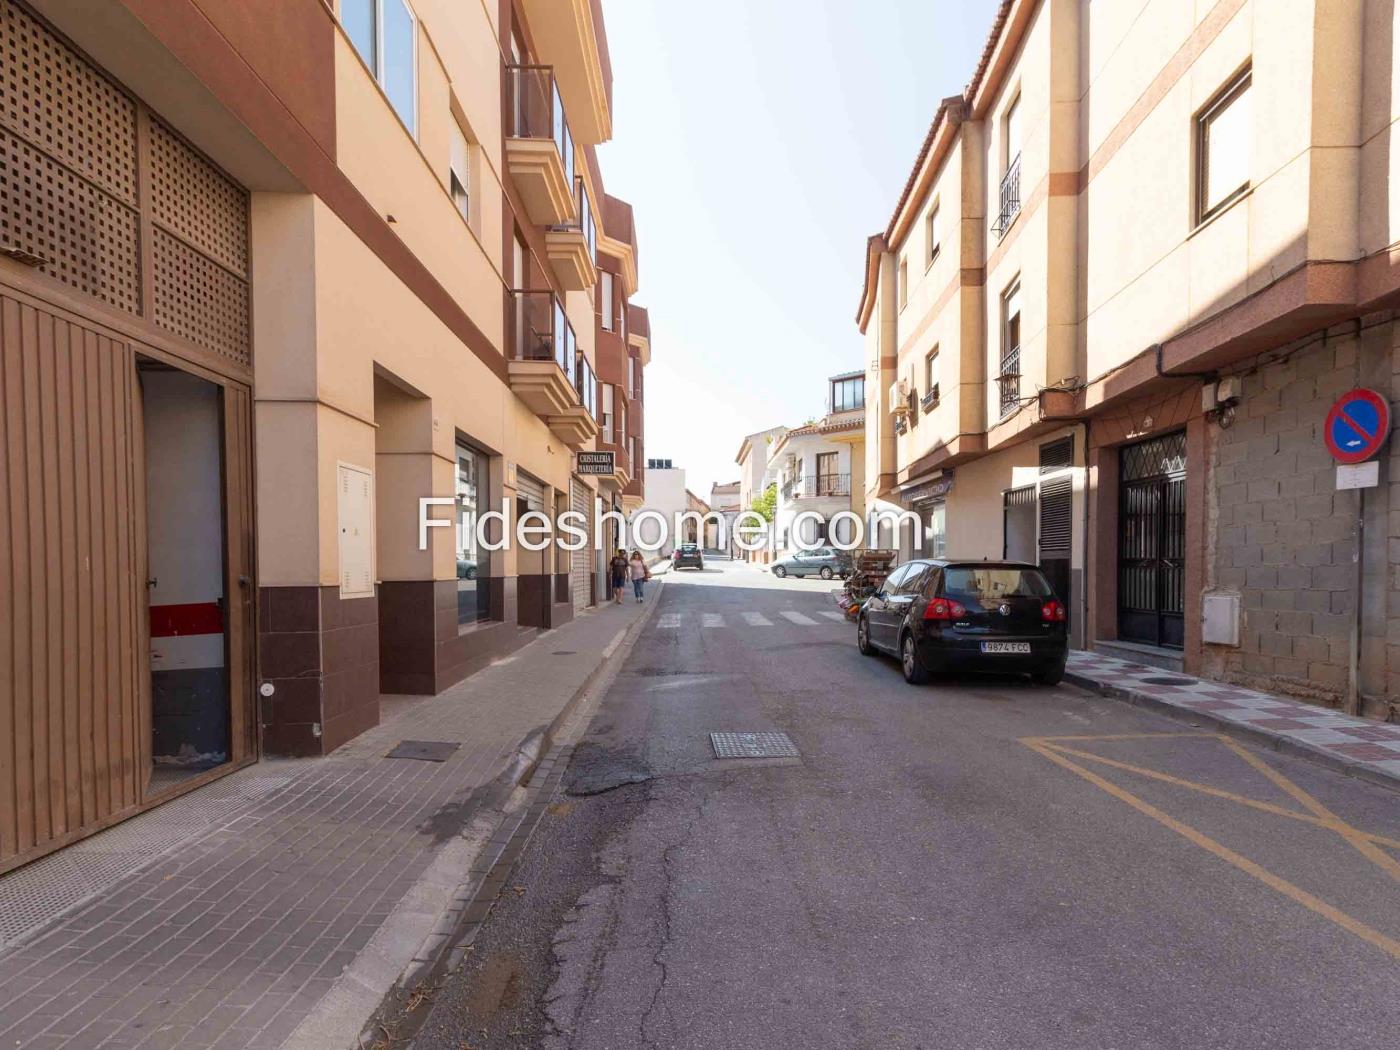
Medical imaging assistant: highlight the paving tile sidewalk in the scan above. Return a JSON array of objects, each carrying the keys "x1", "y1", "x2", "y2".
[
  {"x1": 0, "y1": 589, "x2": 660, "y2": 1050},
  {"x1": 1066, "y1": 650, "x2": 1400, "y2": 790}
]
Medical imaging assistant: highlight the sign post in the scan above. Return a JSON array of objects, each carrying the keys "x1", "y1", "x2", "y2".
[{"x1": 1323, "y1": 389, "x2": 1390, "y2": 715}]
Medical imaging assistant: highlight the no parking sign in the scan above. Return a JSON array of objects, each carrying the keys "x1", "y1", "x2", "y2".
[{"x1": 1324, "y1": 389, "x2": 1390, "y2": 465}]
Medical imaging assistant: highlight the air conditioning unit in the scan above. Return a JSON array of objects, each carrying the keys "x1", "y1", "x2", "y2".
[{"x1": 889, "y1": 379, "x2": 911, "y2": 415}]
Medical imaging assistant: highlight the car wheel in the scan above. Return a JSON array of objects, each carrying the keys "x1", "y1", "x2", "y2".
[
  {"x1": 820, "y1": 566, "x2": 833, "y2": 580},
  {"x1": 1032, "y1": 664, "x2": 1065, "y2": 687},
  {"x1": 773, "y1": 566, "x2": 787, "y2": 578},
  {"x1": 900, "y1": 632, "x2": 930, "y2": 685},
  {"x1": 857, "y1": 614, "x2": 877, "y2": 656}
]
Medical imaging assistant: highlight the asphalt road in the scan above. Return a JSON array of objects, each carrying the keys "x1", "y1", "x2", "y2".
[{"x1": 410, "y1": 555, "x2": 1400, "y2": 1050}]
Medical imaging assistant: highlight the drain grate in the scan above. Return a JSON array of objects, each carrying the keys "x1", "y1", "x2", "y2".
[
  {"x1": 386, "y1": 740, "x2": 460, "y2": 762},
  {"x1": 1139, "y1": 676, "x2": 1195, "y2": 686},
  {"x1": 710, "y1": 732, "x2": 800, "y2": 760}
]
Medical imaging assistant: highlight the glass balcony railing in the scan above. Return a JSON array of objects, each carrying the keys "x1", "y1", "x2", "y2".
[
  {"x1": 550, "y1": 176, "x2": 596, "y2": 259},
  {"x1": 506, "y1": 65, "x2": 575, "y2": 188},
  {"x1": 510, "y1": 289, "x2": 576, "y2": 380}
]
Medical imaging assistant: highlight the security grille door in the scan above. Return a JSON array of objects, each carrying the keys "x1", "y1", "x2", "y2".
[
  {"x1": 571, "y1": 481, "x2": 591, "y2": 612},
  {"x1": 1118, "y1": 431, "x2": 1186, "y2": 648}
]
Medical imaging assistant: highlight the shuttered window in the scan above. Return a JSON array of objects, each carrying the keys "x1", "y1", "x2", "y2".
[{"x1": 1038, "y1": 475, "x2": 1073, "y2": 560}]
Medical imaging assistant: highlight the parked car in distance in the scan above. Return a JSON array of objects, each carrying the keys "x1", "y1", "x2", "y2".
[
  {"x1": 672, "y1": 543, "x2": 704, "y2": 570},
  {"x1": 857, "y1": 560, "x2": 1068, "y2": 686},
  {"x1": 771, "y1": 547, "x2": 853, "y2": 580}
]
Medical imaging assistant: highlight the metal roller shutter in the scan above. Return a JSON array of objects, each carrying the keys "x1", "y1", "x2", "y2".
[{"x1": 571, "y1": 481, "x2": 592, "y2": 612}]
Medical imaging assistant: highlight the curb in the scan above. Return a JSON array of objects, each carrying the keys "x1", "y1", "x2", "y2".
[
  {"x1": 356, "y1": 582, "x2": 666, "y2": 1048},
  {"x1": 1063, "y1": 671, "x2": 1400, "y2": 796},
  {"x1": 523, "y1": 577, "x2": 666, "y2": 787}
]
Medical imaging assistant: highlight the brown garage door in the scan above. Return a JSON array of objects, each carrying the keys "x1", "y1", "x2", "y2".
[{"x1": 0, "y1": 293, "x2": 146, "y2": 869}]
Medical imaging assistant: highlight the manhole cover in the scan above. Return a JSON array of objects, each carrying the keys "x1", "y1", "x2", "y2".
[
  {"x1": 1139, "y1": 676, "x2": 1194, "y2": 686},
  {"x1": 710, "y1": 732, "x2": 800, "y2": 760},
  {"x1": 386, "y1": 740, "x2": 460, "y2": 762}
]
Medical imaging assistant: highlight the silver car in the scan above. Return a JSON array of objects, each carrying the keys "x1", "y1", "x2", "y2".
[{"x1": 771, "y1": 547, "x2": 852, "y2": 580}]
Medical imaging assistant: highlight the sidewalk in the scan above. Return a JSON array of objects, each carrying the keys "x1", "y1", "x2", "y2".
[
  {"x1": 0, "y1": 587, "x2": 661, "y2": 1050},
  {"x1": 1066, "y1": 650, "x2": 1400, "y2": 791}
]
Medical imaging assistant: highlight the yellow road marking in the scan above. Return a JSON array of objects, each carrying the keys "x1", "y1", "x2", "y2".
[
  {"x1": 1022, "y1": 739, "x2": 1400, "y2": 962},
  {"x1": 1026, "y1": 732, "x2": 1216, "y2": 743},
  {"x1": 1034, "y1": 740, "x2": 1400, "y2": 853},
  {"x1": 1218, "y1": 737, "x2": 1400, "y2": 885}
]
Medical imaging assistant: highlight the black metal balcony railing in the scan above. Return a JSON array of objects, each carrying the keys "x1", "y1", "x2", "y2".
[
  {"x1": 506, "y1": 64, "x2": 575, "y2": 187},
  {"x1": 510, "y1": 289, "x2": 576, "y2": 380},
  {"x1": 991, "y1": 155, "x2": 1021, "y2": 240},
  {"x1": 786, "y1": 474, "x2": 851, "y2": 499},
  {"x1": 998, "y1": 347, "x2": 1021, "y2": 417},
  {"x1": 921, "y1": 385, "x2": 940, "y2": 412}
]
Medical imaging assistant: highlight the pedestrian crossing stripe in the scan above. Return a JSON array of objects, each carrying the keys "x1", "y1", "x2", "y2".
[{"x1": 650, "y1": 611, "x2": 843, "y2": 630}]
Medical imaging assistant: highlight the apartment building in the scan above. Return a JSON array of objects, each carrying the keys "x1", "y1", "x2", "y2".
[
  {"x1": 0, "y1": 0, "x2": 651, "y2": 872},
  {"x1": 766, "y1": 372, "x2": 867, "y2": 553},
  {"x1": 735, "y1": 425, "x2": 788, "y2": 562},
  {"x1": 860, "y1": 0, "x2": 1400, "y2": 715},
  {"x1": 709, "y1": 480, "x2": 741, "y2": 554}
]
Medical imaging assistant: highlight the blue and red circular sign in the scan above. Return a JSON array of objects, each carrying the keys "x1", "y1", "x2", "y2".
[{"x1": 1324, "y1": 388, "x2": 1390, "y2": 464}]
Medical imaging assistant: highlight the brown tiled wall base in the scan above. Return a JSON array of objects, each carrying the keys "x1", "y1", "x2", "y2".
[
  {"x1": 258, "y1": 586, "x2": 379, "y2": 757},
  {"x1": 380, "y1": 578, "x2": 543, "y2": 697}
]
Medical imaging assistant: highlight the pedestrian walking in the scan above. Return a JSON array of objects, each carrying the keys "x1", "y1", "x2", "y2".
[
  {"x1": 629, "y1": 550, "x2": 650, "y2": 602},
  {"x1": 610, "y1": 548, "x2": 628, "y2": 605}
]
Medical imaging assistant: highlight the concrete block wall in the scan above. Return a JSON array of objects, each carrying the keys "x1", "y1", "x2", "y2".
[{"x1": 1203, "y1": 316, "x2": 1400, "y2": 721}]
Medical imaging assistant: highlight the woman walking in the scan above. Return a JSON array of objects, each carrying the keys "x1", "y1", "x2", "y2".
[
  {"x1": 609, "y1": 548, "x2": 628, "y2": 605},
  {"x1": 628, "y1": 550, "x2": 650, "y2": 603}
]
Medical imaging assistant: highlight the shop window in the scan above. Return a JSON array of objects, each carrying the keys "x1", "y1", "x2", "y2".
[{"x1": 456, "y1": 441, "x2": 492, "y2": 626}]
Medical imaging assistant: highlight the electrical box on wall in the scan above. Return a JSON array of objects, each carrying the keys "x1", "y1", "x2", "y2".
[
  {"x1": 1201, "y1": 592, "x2": 1241, "y2": 647},
  {"x1": 337, "y1": 463, "x2": 375, "y2": 599}
]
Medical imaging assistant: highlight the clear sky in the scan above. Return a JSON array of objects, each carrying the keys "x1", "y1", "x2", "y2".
[{"x1": 596, "y1": 0, "x2": 1003, "y2": 501}]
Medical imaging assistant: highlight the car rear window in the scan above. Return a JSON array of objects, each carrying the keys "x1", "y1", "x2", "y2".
[{"x1": 942, "y1": 566, "x2": 1052, "y2": 603}]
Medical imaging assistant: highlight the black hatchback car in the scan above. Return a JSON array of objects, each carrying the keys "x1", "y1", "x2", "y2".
[
  {"x1": 672, "y1": 543, "x2": 704, "y2": 570},
  {"x1": 857, "y1": 559, "x2": 1067, "y2": 685}
]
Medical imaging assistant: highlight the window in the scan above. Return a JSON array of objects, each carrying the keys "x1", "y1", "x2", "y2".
[
  {"x1": 624, "y1": 352, "x2": 633, "y2": 398},
  {"x1": 449, "y1": 122, "x2": 471, "y2": 224},
  {"x1": 898, "y1": 256, "x2": 909, "y2": 308},
  {"x1": 830, "y1": 375, "x2": 864, "y2": 413},
  {"x1": 1198, "y1": 69, "x2": 1251, "y2": 223},
  {"x1": 618, "y1": 399, "x2": 626, "y2": 444},
  {"x1": 456, "y1": 441, "x2": 492, "y2": 626},
  {"x1": 998, "y1": 280, "x2": 1022, "y2": 417},
  {"x1": 600, "y1": 271, "x2": 615, "y2": 331},
  {"x1": 923, "y1": 347, "x2": 940, "y2": 409},
  {"x1": 816, "y1": 452, "x2": 840, "y2": 496},
  {"x1": 602, "y1": 384, "x2": 615, "y2": 444},
  {"x1": 926, "y1": 202, "x2": 941, "y2": 265},
  {"x1": 921, "y1": 502, "x2": 947, "y2": 558},
  {"x1": 345, "y1": 0, "x2": 418, "y2": 136},
  {"x1": 1003, "y1": 93, "x2": 1022, "y2": 174}
]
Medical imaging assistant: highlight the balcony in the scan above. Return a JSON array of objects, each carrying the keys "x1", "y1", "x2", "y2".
[
  {"x1": 546, "y1": 177, "x2": 597, "y2": 290},
  {"x1": 508, "y1": 290, "x2": 583, "y2": 419},
  {"x1": 785, "y1": 475, "x2": 851, "y2": 500},
  {"x1": 991, "y1": 155, "x2": 1021, "y2": 241},
  {"x1": 997, "y1": 347, "x2": 1021, "y2": 417},
  {"x1": 548, "y1": 349, "x2": 599, "y2": 449},
  {"x1": 506, "y1": 66, "x2": 577, "y2": 226}
]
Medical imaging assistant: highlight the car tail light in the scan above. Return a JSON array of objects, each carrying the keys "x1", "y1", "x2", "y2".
[
  {"x1": 1042, "y1": 600, "x2": 1067, "y2": 623},
  {"x1": 924, "y1": 598, "x2": 967, "y2": 621}
]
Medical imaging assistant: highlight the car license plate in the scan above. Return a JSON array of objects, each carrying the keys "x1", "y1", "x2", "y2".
[{"x1": 981, "y1": 641, "x2": 1030, "y2": 654}]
